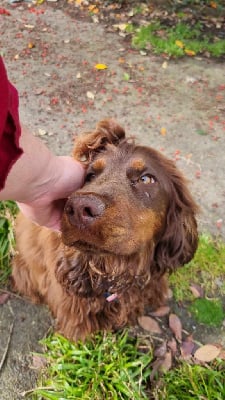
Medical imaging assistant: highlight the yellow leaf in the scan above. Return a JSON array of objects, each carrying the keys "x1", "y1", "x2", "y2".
[
  {"x1": 95, "y1": 63, "x2": 108, "y2": 70},
  {"x1": 160, "y1": 127, "x2": 167, "y2": 136},
  {"x1": 175, "y1": 40, "x2": 184, "y2": 49},
  {"x1": 185, "y1": 49, "x2": 196, "y2": 56},
  {"x1": 210, "y1": 1, "x2": 217, "y2": 8},
  {"x1": 113, "y1": 24, "x2": 127, "y2": 31},
  {"x1": 28, "y1": 42, "x2": 35, "y2": 49},
  {"x1": 88, "y1": 4, "x2": 99, "y2": 13}
]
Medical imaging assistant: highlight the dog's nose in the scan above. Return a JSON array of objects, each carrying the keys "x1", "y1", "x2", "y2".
[{"x1": 65, "y1": 195, "x2": 106, "y2": 226}]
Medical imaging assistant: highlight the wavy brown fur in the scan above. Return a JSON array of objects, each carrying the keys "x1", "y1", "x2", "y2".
[{"x1": 12, "y1": 119, "x2": 198, "y2": 341}]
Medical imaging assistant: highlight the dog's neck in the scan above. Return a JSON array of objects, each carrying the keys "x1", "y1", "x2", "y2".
[{"x1": 56, "y1": 246, "x2": 154, "y2": 299}]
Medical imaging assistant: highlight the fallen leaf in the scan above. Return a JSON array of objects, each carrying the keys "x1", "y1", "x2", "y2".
[
  {"x1": 150, "y1": 306, "x2": 170, "y2": 317},
  {"x1": 185, "y1": 49, "x2": 196, "y2": 56},
  {"x1": 123, "y1": 73, "x2": 130, "y2": 81},
  {"x1": 24, "y1": 24, "x2": 34, "y2": 29},
  {"x1": 175, "y1": 40, "x2": 184, "y2": 49},
  {"x1": 167, "y1": 338, "x2": 178, "y2": 356},
  {"x1": 32, "y1": 354, "x2": 47, "y2": 369},
  {"x1": 216, "y1": 219, "x2": 223, "y2": 229},
  {"x1": 194, "y1": 344, "x2": 221, "y2": 362},
  {"x1": 86, "y1": 91, "x2": 95, "y2": 100},
  {"x1": 154, "y1": 341, "x2": 167, "y2": 358},
  {"x1": 169, "y1": 313, "x2": 182, "y2": 342},
  {"x1": 160, "y1": 127, "x2": 167, "y2": 136},
  {"x1": 0, "y1": 292, "x2": 10, "y2": 305},
  {"x1": 160, "y1": 351, "x2": 172, "y2": 372},
  {"x1": 0, "y1": 8, "x2": 11, "y2": 15},
  {"x1": 210, "y1": 1, "x2": 217, "y2": 8},
  {"x1": 151, "y1": 350, "x2": 172, "y2": 380},
  {"x1": 162, "y1": 61, "x2": 168, "y2": 69},
  {"x1": 195, "y1": 170, "x2": 201, "y2": 178},
  {"x1": 28, "y1": 42, "x2": 35, "y2": 49},
  {"x1": 88, "y1": 4, "x2": 99, "y2": 13},
  {"x1": 190, "y1": 283, "x2": 204, "y2": 298},
  {"x1": 38, "y1": 128, "x2": 47, "y2": 136},
  {"x1": 113, "y1": 24, "x2": 127, "y2": 31},
  {"x1": 138, "y1": 315, "x2": 162, "y2": 334},
  {"x1": 181, "y1": 339, "x2": 195, "y2": 358},
  {"x1": 95, "y1": 63, "x2": 108, "y2": 70}
]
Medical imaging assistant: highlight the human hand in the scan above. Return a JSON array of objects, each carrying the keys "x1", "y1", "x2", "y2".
[{"x1": 18, "y1": 156, "x2": 85, "y2": 231}]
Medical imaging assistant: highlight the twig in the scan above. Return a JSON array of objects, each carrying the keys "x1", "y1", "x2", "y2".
[
  {"x1": 0, "y1": 288, "x2": 28, "y2": 301},
  {"x1": 20, "y1": 386, "x2": 55, "y2": 397},
  {"x1": 0, "y1": 320, "x2": 14, "y2": 373}
]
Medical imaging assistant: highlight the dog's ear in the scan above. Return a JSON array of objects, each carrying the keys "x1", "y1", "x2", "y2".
[
  {"x1": 153, "y1": 165, "x2": 199, "y2": 275},
  {"x1": 73, "y1": 119, "x2": 125, "y2": 164}
]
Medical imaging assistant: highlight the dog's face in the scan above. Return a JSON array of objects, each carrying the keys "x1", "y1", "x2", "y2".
[
  {"x1": 62, "y1": 143, "x2": 169, "y2": 256},
  {"x1": 61, "y1": 119, "x2": 198, "y2": 275}
]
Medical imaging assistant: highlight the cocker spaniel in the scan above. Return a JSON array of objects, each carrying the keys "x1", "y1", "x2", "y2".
[{"x1": 12, "y1": 119, "x2": 198, "y2": 341}]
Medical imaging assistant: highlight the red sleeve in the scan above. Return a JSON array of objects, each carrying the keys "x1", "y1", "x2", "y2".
[{"x1": 0, "y1": 57, "x2": 23, "y2": 191}]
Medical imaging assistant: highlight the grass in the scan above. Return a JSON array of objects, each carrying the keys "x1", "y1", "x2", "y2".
[
  {"x1": 0, "y1": 200, "x2": 18, "y2": 286},
  {"x1": 169, "y1": 234, "x2": 225, "y2": 302},
  {"x1": 189, "y1": 298, "x2": 225, "y2": 327},
  {"x1": 129, "y1": 21, "x2": 225, "y2": 57},
  {"x1": 154, "y1": 360, "x2": 225, "y2": 400},
  {"x1": 32, "y1": 331, "x2": 152, "y2": 400}
]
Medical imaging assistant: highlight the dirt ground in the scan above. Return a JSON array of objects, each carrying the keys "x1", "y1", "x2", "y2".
[{"x1": 0, "y1": 0, "x2": 225, "y2": 398}]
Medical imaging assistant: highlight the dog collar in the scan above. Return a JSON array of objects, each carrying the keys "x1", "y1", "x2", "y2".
[{"x1": 104, "y1": 292, "x2": 118, "y2": 302}]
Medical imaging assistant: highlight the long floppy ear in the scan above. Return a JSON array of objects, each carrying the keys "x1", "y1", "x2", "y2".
[
  {"x1": 153, "y1": 162, "x2": 199, "y2": 275},
  {"x1": 73, "y1": 119, "x2": 125, "y2": 164}
]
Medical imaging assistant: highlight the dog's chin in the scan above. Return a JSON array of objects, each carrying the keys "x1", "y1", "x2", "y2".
[
  {"x1": 66, "y1": 239, "x2": 114, "y2": 256},
  {"x1": 63, "y1": 237, "x2": 131, "y2": 257}
]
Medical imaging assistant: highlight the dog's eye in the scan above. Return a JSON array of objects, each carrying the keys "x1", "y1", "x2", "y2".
[
  {"x1": 138, "y1": 174, "x2": 156, "y2": 184},
  {"x1": 85, "y1": 172, "x2": 96, "y2": 183}
]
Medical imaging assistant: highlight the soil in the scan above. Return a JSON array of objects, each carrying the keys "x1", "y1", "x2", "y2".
[{"x1": 0, "y1": 0, "x2": 225, "y2": 398}]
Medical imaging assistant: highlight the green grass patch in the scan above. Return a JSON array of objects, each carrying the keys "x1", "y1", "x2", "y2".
[
  {"x1": 154, "y1": 360, "x2": 225, "y2": 400},
  {"x1": 32, "y1": 331, "x2": 152, "y2": 400},
  {"x1": 0, "y1": 201, "x2": 18, "y2": 286},
  {"x1": 130, "y1": 21, "x2": 225, "y2": 57},
  {"x1": 189, "y1": 298, "x2": 225, "y2": 327},
  {"x1": 170, "y1": 234, "x2": 225, "y2": 302}
]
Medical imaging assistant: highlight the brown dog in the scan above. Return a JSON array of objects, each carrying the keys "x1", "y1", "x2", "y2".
[{"x1": 12, "y1": 119, "x2": 198, "y2": 341}]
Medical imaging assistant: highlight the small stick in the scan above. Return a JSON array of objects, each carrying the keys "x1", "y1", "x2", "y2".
[{"x1": 0, "y1": 320, "x2": 14, "y2": 373}]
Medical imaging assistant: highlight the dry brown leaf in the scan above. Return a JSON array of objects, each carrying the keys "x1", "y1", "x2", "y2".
[
  {"x1": 0, "y1": 292, "x2": 10, "y2": 305},
  {"x1": 190, "y1": 283, "x2": 204, "y2": 298},
  {"x1": 154, "y1": 341, "x2": 167, "y2": 358},
  {"x1": 160, "y1": 350, "x2": 172, "y2": 372},
  {"x1": 218, "y1": 349, "x2": 225, "y2": 360},
  {"x1": 194, "y1": 344, "x2": 221, "y2": 362},
  {"x1": 169, "y1": 313, "x2": 182, "y2": 342},
  {"x1": 167, "y1": 338, "x2": 178, "y2": 356},
  {"x1": 138, "y1": 315, "x2": 162, "y2": 334},
  {"x1": 181, "y1": 339, "x2": 195, "y2": 359},
  {"x1": 150, "y1": 305, "x2": 170, "y2": 317},
  {"x1": 32, "y1": 354, "x2": 47, "y2": 369}
]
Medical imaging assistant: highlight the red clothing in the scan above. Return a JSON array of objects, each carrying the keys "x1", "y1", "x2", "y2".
[{"x1": 0, "y1": 57, "x2": 23, "y2": 190}]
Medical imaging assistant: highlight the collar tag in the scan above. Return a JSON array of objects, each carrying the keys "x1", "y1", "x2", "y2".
[{"x1": 104, "y1": 292, "x2": 118, "y2": 302}]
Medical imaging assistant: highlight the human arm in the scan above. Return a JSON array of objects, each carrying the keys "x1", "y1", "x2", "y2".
[{"x1": 0, "y1": 125, "x2": 85, "y2": 230}]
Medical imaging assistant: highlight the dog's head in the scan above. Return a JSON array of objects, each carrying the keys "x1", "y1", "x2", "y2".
[{"x1": 58, "y1": 119, "x2": 198, "y2": 297}]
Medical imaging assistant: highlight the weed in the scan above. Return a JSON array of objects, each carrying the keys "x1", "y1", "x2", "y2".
[
  {"x1": 32, "y1": 331, "x2": 152, "y2": 400},
  {"x1": 154, "y1": 360, "x2": 225, "y2": 400},
  {"x1": 0, "y1": 201, "x2": 18, "y2": 286},
  {"x1": 131, "y1": 21, "x2": 225, "y2": 57}
]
